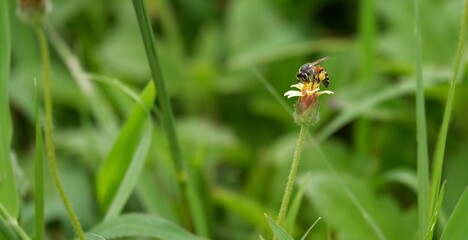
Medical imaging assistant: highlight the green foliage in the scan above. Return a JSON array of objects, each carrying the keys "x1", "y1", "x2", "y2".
[
  {"x1": 0, "y1": 0, "x2": 19, "y2": 219},
  {"x1": 440, "y1": 187, "x2": 468, "y2": 240},
  {"x1": 3, "y1": 0, "x2": 468, "y2": 239},
  {"x1": 86, "y1": 213, "x2": 207, "y2": 240},
  {"x1": 96, "y1": 82, "x2": 155, "y2": 218}
]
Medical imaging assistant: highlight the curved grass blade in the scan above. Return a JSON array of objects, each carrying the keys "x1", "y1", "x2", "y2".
[
  {"x1": 440, "y1": 187, "x2": 468, "y2": 240},
  {"x1": 429, "y1": 0, "x2": 468, "y2": 235},
  {"x1": 96, "y1": 82, "x2": 155, "y2": 218},
  {"x1": 0, "y1": 0, "x2": 19, "y2": 219},
  {"x1": 300, "y1": 217, "x2": 321, "y2": 240},
  {"x1": 88, "y1": 214, "x2": 207, "y2": 240},
  {"x1": 0, "y1": 216, "x2": 18, "y2": 240},
  {"x1": 104, "y1": 119, "x2": 152, "y2": 221}
]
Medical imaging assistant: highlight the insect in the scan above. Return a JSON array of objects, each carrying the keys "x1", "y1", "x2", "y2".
[{"x1": 295, "y1": 57, "x2": 330, "y2": 87}]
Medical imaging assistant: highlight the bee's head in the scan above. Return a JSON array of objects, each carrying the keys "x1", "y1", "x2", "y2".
[{"x1": 296, "y1": 72, "x2": 309, "y2": 83}]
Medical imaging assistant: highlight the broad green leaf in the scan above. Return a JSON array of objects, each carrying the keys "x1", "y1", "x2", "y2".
[
  {"x1": 0, "y1": 0, "x2": 19, "y2": 219},
  {"x1": 264, "y1": 214, "x2": 294, "y2": 240},
  {"x1": 96, "y1": 81, "x2": 156, "y2": 216},
  {"x1": 440, "y1": 187, "x2": 468, "y2": 240},
  {"x1": 88, "y1": 214, "x2": 207, "y2": 240}
]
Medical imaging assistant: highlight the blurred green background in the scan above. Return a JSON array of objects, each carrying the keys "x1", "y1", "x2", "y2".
[{"x1": 6, "y1": 0, "x2": 468, "y2": 239}]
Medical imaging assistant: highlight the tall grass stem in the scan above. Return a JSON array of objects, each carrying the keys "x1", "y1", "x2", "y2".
[{"x1": 414, "y1": 0, "x2": 430, "y2": 237}]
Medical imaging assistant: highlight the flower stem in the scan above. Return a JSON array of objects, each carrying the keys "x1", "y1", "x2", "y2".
[
  {"x1": 35, "y1": 24, "x2": 85, "y2": 240},
  {"x1": 276, "y1": 124, "x2": 309, "y2": 227}
]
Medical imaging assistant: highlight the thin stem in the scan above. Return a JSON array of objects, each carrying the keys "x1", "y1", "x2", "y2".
[
  {"x1": 34, "y1": 79, "x2": 44, "y2": 240},
  {"x1": 276, "y1": 124, "x2": 309, "y2": 226},
  {"x1": 35, "y1": 24, "x2": 85, "y2": 240}
]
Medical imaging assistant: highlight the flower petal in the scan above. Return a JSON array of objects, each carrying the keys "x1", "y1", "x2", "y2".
[
  {"x1": 305, "y1": 88, "x2": 319, "y2": 96},
  {"x1": 290, "y1": 83, "x2": 303, "y2": 90},
  {"x1": 317, "y1": 90, "x2": 334, "y2": 96},
  {"x1": 284, "y1": 90, "x2": 303, "y2": 98}
]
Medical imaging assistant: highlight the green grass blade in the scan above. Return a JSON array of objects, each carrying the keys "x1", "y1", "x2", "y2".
[
  {"x1": 104, "y1": 119, "x2": 152, "y2": 221},
  {"x1": 96, "y1": 82, "x2": 155, "y2": 217},
  {"x1": 414, "y1": 0, "x2": 430, "y2": 237},
  {"x1": 89, "y1": 214, "x2": 208, "y2": 240},
  {"x1": 264, "y1": 214, "x2": 294, "y2": 240},
  {"x1": 299, "y1": 217, "x2": 321, "y2": 240},
  {"x1": 440, "y1": 187, "x2": 468, "y2": 240},
  {"x1": 0, "y1": 202, "x2": 30, "y2": 240},
  {"x1": 425, "y1": 181, "x2": 446, "y2": 240},
  {"x1": 247, "y1": 60, "x2": 292, "y2": 116},
  {"x1": 354, "y1": 0, "x2": 375, "y2": 157},
  {"x1": 130, "y1": 0, "x2": 183, "y2": 172},
  {"x1": 132, "y1": 0, "x2": 208, "y2": 235},
  {"x1": 429, "y1": 0, "x2": 468, "y2": 232},
  {"x1": 34, "y1": 80, "x2": 44, "y2": 240},
  {"x1": 0, "y1": 0, "x2": 19, "y2": 219},
  {"x1": 0, "y1": 215, "x2": 18, "y2": 240}
]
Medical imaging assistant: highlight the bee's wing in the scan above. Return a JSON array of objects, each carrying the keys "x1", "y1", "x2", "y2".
[{"x1": 310, "y1": 57, "x2": 329, "y2": 66}]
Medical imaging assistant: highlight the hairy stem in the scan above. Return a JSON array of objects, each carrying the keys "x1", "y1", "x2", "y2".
[
  {"x1": 276, "y1": 124, "x2": 309, "y2": 227},
  {"x1": 36, "y1": 24, "x2": 85, "y2": 240}
]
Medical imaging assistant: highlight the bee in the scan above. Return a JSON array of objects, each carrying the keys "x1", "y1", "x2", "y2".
[{"x1": 295, "y1": 57, "x2": 330, "y2": 87}]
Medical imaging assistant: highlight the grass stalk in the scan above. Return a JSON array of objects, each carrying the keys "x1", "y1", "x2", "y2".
[
  {"x1": 414, "y1": 0, "x2": 430, "y2": 237},
  {"x1": 131, "y1": 0, "x2": 208, "y2": 235},
  {"x1": 428, "y1": 0, "x2": 468, "y2": 236},
  {"x1": 276, "y1": 124, "x2": 308, "y2": 227},
  {"x1": 34, "y1": 79, "x2": 44, "y2": 240},
  {"x1": 354, "y1": 0, "x2": 375, "y2": 159},
  {"x1": 35, "y1": 24, "x2": 85, "y2": 240}
]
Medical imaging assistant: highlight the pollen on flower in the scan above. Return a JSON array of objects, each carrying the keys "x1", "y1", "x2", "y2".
[{"x1": 284, "y1": 72, "x2": 334, "y2": 125}]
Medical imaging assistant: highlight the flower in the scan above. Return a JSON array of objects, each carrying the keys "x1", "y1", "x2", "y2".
[
  {"x1": 284, "y1": 81, "x2": 333, "y2": 125},
  {"x1": 17, "y1": 0, "x2": 52, "y2": 24}
]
